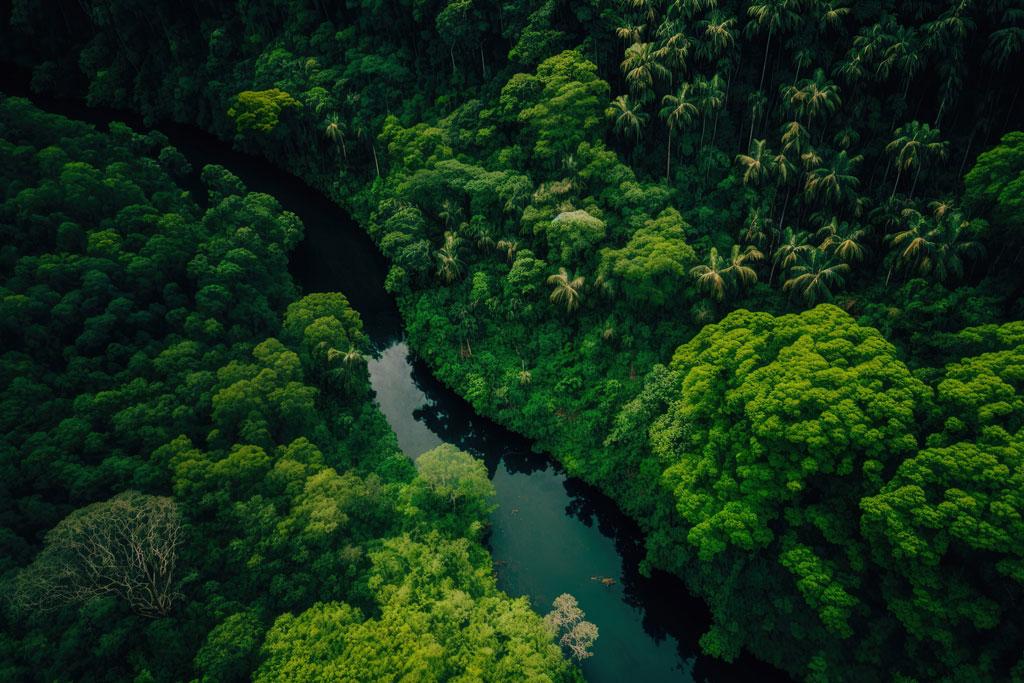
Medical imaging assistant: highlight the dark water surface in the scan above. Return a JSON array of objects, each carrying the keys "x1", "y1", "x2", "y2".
[{"x1": 1, "y1": 81, "x2": 787, "y2": 682}]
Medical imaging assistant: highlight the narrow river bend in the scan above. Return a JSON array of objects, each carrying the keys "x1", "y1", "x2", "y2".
[{"x1": 1, "y1": 83, "x2": 787, "y2": 683}]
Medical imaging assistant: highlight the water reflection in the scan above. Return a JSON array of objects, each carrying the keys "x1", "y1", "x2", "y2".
[
  {"x1": 0, "y1": 81, "x2": 787, "y2": 682},
  {"x1": 212, "y1": 126, "x2": 789, "y2": 683}
]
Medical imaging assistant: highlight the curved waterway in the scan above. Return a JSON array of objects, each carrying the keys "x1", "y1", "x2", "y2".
[{"x1": 2, "y1": 82, "x2": 788, "y2": 682}]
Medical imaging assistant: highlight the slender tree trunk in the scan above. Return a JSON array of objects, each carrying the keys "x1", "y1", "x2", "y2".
[
  {"x1": 665, "y1": 127, "x2": 673, "y2": 181},
  {"x1": 876, "y1": 158, "x2": 891, "y2": 194},
  {"x1": 909, "y1": 164, "x2": 922, "y2": 199},
  {"x1": 757, "y1": 26, "x2": 773, "y2": 100},
  {"x1": 934, "y1": 90, "x2": 948, "y2": 127},
  {"x1": 749, "y1": 26, "x2": 774, "y2": 148},
  {"x1": 371, "y1": 143, "x2": 381, "y2": 177},
  {"x1": 748, "y1": 104, "x2": 757, "y2": 150},
  {"x1": 778, "y1": 185, "x2": 792, "y2": 230},
  {"x1": 990, "y1": 241, "x2": 1008, "y2": 275},
  {"x1": 890, "y1": 165, "x2": 903, "y2": 200}
]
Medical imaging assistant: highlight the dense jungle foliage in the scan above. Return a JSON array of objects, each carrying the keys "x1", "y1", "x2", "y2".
[
  {"x1": 3, "y1": 0, "x2": 1024, "y2": 679},
  {"x1": 0, "y1": 96, "x2": 580, "y2": 682}
]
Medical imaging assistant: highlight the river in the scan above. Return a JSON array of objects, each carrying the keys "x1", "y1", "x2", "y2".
[{"x1": 1, "y1": 82, "x2": 787, "y2": 683}]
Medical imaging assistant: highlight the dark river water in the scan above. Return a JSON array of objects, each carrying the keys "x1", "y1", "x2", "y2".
[{"x1": 1, "y1": 80, "x2": 787, "y2": 682}]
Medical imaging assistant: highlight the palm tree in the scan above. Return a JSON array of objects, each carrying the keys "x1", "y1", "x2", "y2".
[
  {"x1": 887, "y1": 207, "x2": 981, "y2": 282},
  {"x1": 772, "y1": 150, "x2": 797, "y2": 184},
  {"x1": 694, "y1": 74, "x2": 725, "y2": 151},
  {"x1": 852, "y1": 16, "x2": 890, "y2": 64},
  {"x1": 924, "y1": 5, "x2": 972, "y2": 127},
  {"x1": 496, "y1": 238, "x2": 518, "y2": 262},
  {"x1": 747, "y1": 90, "x2": 769, "y2": 148},
  {"x1": 987, "y1": 25, "x2": 1024, "y2": 70},
  {"x1": 878, "y1": 24, "x2": 922, "y2": 97},
  {"x1": 790, "y1": 47, "x2": 815, "y2": 85},
  {"x1": 655, "y1": 19, "x2": 692, "y2": 74},
  {"x1": 736, "y1": 139, "x2": 772, "y2": 186},
  {"x1": 607, "y1": 94, "x2": 650, "y2": 144},
  {"x1": 518, "y1": 360, "x2": 533, "y2": 386},
  {"x1": 621, "y1": 42, "x2": 669, "y2": 100},
  {"x1": 324, "y1": 113, "x2": 348, "y2": 161},
  {"x1": 820, "y1": 1, "x2": 850, "y2": 31},
  {"x1": 800, "y1": 148, "x2": 823, "y2": 171},
  {"x1": 436, "y1": 231, "x2": 464, "y2": 283},
  {"x1": 782, "y1": 68, "x2": 842, "y2": 123},
  {"x1": 547, "y1": 268, "x2": 585, "y2": 312},
  {"x1": 746, "y1": 0, "x2": 801, "y2": 101},
  {"x1": 927, "y1": 209, "x2": 982, "y2": 282},
  {"x1": 474, "y1": 224, "x2": 495, "y2": 251},
  {"x1": 885, "y1": 121, "x2": 948, "y2": 199},
  {"x1": 616, "y1": 24, "x2": 646, "y2": 45},
  {"x1": 691, "y1": 246, "x2": 730, "y2": 301},
  {"x1": 780, "y1": 120, "x2": 809, "y2": 156},
  {"x1": 816, "y1": 217, "x2": 866, "y2": 263},
  {"x1": 928, "y1": 198, "x2": 955, "y2": 219},
  {"x1": 326, "y1": 344, "x2": 363, "y2": 366},
  {"x1": 627, "y1": 0, "x2": 658, "y2": 23},
  {"x1": 439, "y1": 198, "x2": 463, "y2": 228},
  {"x1": 707, "y1": 73, "x2": 729, "y2": 148},
  {"x1": 772, "y1": 146, "x2": 799, "y2": 229},
  {"x1": 725, "y1": 244, "x2": 764, "y2": 289},
  {"x1": 698, "y1": 11, "x2": 737, "y2": 61},
  {"x1": 836, "y1": 52, "x2": 866, "y2": 85},
  {"x1": 804, "y1": 150, "x2": 862, "y2": 204},
  {"x1": 833, "y1": 126, "x2": 860, "y2": 150},
  {"x1": 675, "y1": 0, "x2": 715, "y2": 18},
  {"x1": 660, "y1": 84, "x2": 698, "y2": 179},
  {"x1": 771, "y1": 226, "x2": 812, "y2": 283},
  {"x1": 342, "y1": 346, "x2": 363, "y2": 365},
  {"x1": 353, "y1": 120, "x2": 381, "y2": 177},
  {"x1": 741, "y1": 207, "x2": 771, "y2": 247},
  {"x1": 783, "y1": 250, "x2": 849, "y2": 304}
]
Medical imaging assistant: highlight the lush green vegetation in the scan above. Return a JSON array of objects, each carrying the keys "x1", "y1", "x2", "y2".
[
  {"x1": 3, "y1": 0, "x2": 1024, "y2": 679},
  {"x1": 0, "y1": 97, "x2": 579, "y2": 682}
]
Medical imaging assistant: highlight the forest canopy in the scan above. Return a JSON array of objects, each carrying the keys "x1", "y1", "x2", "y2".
[
  {"x1": 2, "y1": 0, "x2": 1024, "y2": 679},
  {"x1": 0, "y1": 96, "x2": 577, "y2": 682}
]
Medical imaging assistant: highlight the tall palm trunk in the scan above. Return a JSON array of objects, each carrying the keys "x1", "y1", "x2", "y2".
[
  {"x1": 748, "y1": 104, "x2": 757, "y2": 149},
  {"x1": 778, "y1": 185, "x2": 793, "y2": 233},
  {"x1": 749, "y1": 26, "x2": 774, "y2": 147},
  {"x1": 909, "y1": 165, "x2": 922, "y2": 198},
  {"x1": 665, "y1": 127, "x2": 673, "y2": 181},
  {"x1": 757, "y1": 25, "x2": 774, "y2": 100},
  {"x1": 890, "y1": 165, "x2": 903, "y2": 200}
]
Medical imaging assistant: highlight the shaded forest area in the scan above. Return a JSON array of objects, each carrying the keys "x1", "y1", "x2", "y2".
[
  {"x1": 0, "y1": 97, "x2": 579, "y2": 681},
  {"x1": 3, "y1": 0, "x2": 1024, "y2": 680}
]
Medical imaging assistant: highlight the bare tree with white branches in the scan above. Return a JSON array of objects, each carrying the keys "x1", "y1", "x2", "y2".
[
  {"x1": 12, "y1": 491, "x2": 184, "y2": 618},
  {"x1": 544, "y1": 593, "x2": 599, "y2": 661}
]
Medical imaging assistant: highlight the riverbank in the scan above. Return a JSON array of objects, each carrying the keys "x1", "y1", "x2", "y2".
[{"x1": 0, "y1": 80, "x2": 787, "y2": 681}]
